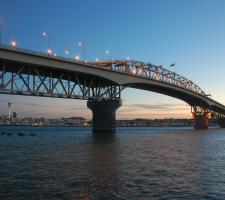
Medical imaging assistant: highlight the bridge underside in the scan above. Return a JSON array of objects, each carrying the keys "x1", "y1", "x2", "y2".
[
  {"x1": 127, "y1": 83, "x2": 225, "y2": 129},
  {"x1": 127, "y1": 83, "x2": 211, "y2": 109},
  {"x1": 0, "y1": 60, "x2": 122, "y2": 101}
]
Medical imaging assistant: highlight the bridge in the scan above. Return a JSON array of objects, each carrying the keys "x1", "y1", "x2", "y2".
[{"x1": 1, "y1": 45, "x2": 225, "y2": 133}]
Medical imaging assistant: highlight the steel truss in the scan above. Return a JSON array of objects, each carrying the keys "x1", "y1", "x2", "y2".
[
  {"x1": 191, "y1": 106, "x2": 210, "y2": 115},
  {"x1": 0, "y1": 64, "x2": 122, "y2": 101},
  {"x1": 191, "y1": 106, "x2": 225, "y2": 120},
  {"x1": 96, "y1": 60, "x2": 206, "y2": 95}
]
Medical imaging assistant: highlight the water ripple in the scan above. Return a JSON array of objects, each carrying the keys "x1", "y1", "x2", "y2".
[{"x1": 1, "y1": 126, "x2": 225, "y2": 199}]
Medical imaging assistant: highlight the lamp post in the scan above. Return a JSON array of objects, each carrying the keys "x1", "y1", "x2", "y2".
[
  {"x1": 10, "y1": 40, "x2": 17, "y2": 47},
  {"x1": 0, "y1": 17, "x2": 3, "y2": 45},
  {"x1": 75, "y1": 55, "x2": 80, "y2": 61},
  {"x1": 42, "y1": 32, "x2": 52, "y2": 56},
  {"x1": 0, "y1": 23, "x2": 2, "y2": 45},
  {"x1": 105, "y1": 49, "x2": 112, "y2": 61},
  {"x1": 47, "y1": 48, "x2": 52, "y2": 54},
  {"x1": 64, "y1": 50, "x2": 69, "y2": 58},
  {"x1": 78, "y1": 42, "x2": 86, "y2": 63}
]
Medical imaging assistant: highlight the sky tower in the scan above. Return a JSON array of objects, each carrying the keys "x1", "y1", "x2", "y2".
[{"x1": 8, "y1": 96, "x2": 12, "y2": 120}]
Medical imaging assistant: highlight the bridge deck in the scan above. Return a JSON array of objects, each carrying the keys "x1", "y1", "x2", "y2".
[{"x1": 0, "y1": 45, "x2": 225, "y2": 115}]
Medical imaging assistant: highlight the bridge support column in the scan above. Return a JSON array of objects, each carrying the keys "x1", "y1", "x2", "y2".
[
  {"x1": 218, "y1": 118, "x2": 225, "y2": 128},
  {"x1": 87, "y1": 100, "x2": 122, "y2": 133},
  {"x1": 193, "y1": 113, "x2": 209, "y2": 129},
  {"x1": 192, "y1": 106, "x2": 210, "y2": 129}
]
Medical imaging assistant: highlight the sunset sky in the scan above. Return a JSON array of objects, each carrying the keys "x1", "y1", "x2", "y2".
[{"x1": 0, "y1": 0, "x2": 225, "y2": 119}]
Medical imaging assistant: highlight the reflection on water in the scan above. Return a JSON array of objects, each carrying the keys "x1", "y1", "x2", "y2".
[
  {"x1": 80, "y1": 134, "x2": 119, "y2": 199},
  {"x1": 1, "y1": 126, "x2": 225, "y2": 199}
]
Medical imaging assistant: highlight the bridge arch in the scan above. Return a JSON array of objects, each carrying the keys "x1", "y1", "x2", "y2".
[{"x1": 123, "y1": 82, "x2": 211, "y2": 108}]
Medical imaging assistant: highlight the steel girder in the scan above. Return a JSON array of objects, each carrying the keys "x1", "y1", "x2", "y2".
[
  {"x1": 0, "y1": 63, "x2": 122, "y2": 101},
  {"x1": 191, "y1": 106, "x2": 210, "y2": 115}
]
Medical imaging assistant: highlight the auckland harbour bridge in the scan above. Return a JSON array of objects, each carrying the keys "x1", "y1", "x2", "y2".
[{"x1": 0, "y1": 45, "x2": 225, "y2": 133}]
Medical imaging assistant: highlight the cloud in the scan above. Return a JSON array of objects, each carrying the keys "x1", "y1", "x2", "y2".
[
  {"x1": 122, "y1": 103, "x2": 188, "y2": 111},
  {"x1": 117, "y1": 103, "x2": 191, "y2": 119}
]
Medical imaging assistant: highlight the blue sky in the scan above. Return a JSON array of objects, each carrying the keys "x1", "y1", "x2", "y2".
[{"x1": 0, "y1": 0, "x2": 225, "y2": 119}]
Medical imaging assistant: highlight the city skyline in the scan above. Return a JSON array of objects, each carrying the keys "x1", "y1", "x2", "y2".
[{"x1": 1, "y1": 0, "x2": 225, "y2": 119}]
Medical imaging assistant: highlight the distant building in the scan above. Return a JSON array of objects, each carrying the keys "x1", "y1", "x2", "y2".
[
  {"x1": 116, "y1": 118, "x2": 194, "y2": 127},
  {"x1": 12, "y1": 112, "x2": 17, "y2": 119},
  {"x1": 70, "y1": 117, "x2": 86, "y2": 126}
]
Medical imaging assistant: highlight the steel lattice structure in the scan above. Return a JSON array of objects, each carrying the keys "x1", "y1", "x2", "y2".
[
  {"x1": 0, "y1": 64, "x2": 122, "y2": 101},
  {"x1": 95, "y1": 60, "x2": 206, "y2": 95}
]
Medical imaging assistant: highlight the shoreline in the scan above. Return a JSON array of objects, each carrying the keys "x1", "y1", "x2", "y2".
[{"x1": 0, "y1": 124, "x2": 219, "y2": 128}]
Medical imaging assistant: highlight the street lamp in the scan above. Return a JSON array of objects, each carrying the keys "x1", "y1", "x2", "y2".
[
  {"x1": 132, "y1": 68, "x2": 136, "y2": 75},
  {"x1": 47, "y1": 48, "x2": 52, "y2": 54},
  {"x1": 64, "y1": 50, "x2": 69, "y2": 57},
  {"x1": 10, "y1": 40, "x2": 17, "y2": 47},
  {"x1": 78, "y1": 42, "x2": 86, "y2": 63},
  {"x1": 105, "y1": 49, "x2": 112, "y2": 61},
  {"x1": 42, "y1": 32, "x2": 52, "y2": 55},
  {"x1": 75, "y1": 55, "x2": 80, "y2": 60},
  {"x1": 0, "y1": 17, "x2": 3, "y2": 45}
]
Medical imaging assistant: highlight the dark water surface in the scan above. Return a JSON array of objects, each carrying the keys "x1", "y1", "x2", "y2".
[{"x1": 1, "y1": 126, "x2": 225, "y2": 200}]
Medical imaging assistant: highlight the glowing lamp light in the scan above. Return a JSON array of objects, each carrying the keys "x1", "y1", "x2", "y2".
[
  {"x1": 105, "y1": 50, "x2": 109, "y2": 54},
  {"x1": 84, "y1": 60, "x2": 87, "y2": 63},
  {"x1": 47, "y1": 48, "x2": 52, "y2": 54},
  {"x1": 95, "y1": 58, "x2": 99, "y2": 62},
  {"x1": 207, "y1": 112, "x2": 212, "y2": 119},
  {"x1": 78, "y1": 42, "x2": 82, "y2": 46},
  {"x1": 42, "y1": 32, "x2": 47, "y2": 36},
  {"x1": 75, "y1": 55, "x2": 80, "y2": 60},
  {"x1": 132, "y1": 69, "x2": 136, "y2": 75},
  {"x1": 64, "y1": 50, "x2": 69, "y2": 55},
  {"x1": 54, "y1": 53, "x2": 57, "y2": 57},
  {"x1": 10, "y1": 40, "x2": 17, "y2": 47}
]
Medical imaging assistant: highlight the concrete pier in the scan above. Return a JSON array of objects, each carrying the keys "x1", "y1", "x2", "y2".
[
  {"x1": 218, "y1": 118, "x2": 225, "y2": 128},
  {"x1": 193, "y1": 113, "x2": 209, "y2": 129},
  {"x1": 87, "y1": 100, "x2": 122, "y2": 133}
]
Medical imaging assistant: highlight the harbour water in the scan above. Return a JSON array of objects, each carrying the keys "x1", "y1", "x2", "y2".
[{"x1": 1, "y1": 126, "x2": 225, "y2": 199}]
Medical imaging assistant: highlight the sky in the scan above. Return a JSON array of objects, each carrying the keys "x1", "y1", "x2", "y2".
[{"x1": 0, "y1": 0, "x2": 225, "y2": 119}]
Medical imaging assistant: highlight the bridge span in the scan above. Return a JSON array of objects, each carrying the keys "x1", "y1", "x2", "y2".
[{"x1": 0, "y1": 45, "x2": 225, "y2": 132}]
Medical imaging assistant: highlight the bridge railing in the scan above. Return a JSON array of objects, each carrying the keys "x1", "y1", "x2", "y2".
[{"x1": 95, "y1": 60, "x2": 206, "y2": 96}]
